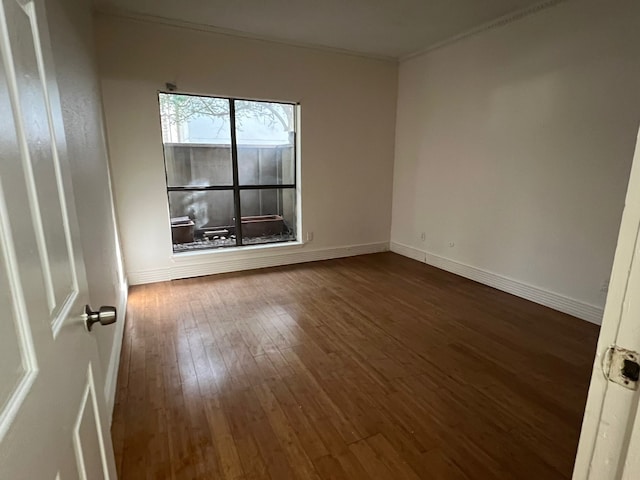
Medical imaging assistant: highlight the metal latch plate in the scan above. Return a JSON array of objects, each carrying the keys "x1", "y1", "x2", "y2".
[{"x1": 604, "y1": 346, "x2": 640, "y2": 391}]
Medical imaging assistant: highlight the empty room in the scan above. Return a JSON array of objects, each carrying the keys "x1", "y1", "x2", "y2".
[{"x1": 2, "y1": 0, "x2": 640, "y2": 479}]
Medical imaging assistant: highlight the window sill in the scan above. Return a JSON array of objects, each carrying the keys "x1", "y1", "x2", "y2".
[{"x1": 171, "y1": 240, "x2": 305, "y2": 263}]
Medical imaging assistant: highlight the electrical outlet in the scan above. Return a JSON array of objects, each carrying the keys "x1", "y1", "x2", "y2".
[
  {"x1": 306, "y1": 231, "x2": 314, "y2": 242},
  {"x1": 420, "y1": 232, "x2": 426, "y2": 242}
]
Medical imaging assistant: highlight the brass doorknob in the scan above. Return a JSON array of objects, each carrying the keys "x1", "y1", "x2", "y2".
[{"x1": 84, "y1": 305, "x2": 117, "y2": 331}]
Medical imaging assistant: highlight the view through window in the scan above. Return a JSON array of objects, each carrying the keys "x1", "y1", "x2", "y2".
[{"x1": 159, "y1": 93, "x2": 298, "y2": 253}]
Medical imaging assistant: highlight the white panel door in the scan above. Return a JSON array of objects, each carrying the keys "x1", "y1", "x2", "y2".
[
  {"x1": 0, "y1": 0, "x2": 117, "y2": 479},
  {"x1": 573, "y1": 128, "x2": 640, "y2": 477}
]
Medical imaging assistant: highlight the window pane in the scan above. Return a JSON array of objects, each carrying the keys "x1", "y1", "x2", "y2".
[
  {"x1": 163, "y1": 145, "x2": 233, "y2": 187},
  {"x1": 240, "y1": 188, "x2": 297, "y2": 245},
  {"x1": 235, "y1": 100, "x2": 295, "y2": 185},
  {"x1": 159, "y1": 93, "x2": 233, "y2": 186},
  {"x1": 168, "y1": 190, "x2": 236, "y2": 252}
]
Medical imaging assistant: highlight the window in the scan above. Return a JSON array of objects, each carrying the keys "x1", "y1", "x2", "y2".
[{"x1": 159, "y1": 93, "x2": 298, "y2": 253}]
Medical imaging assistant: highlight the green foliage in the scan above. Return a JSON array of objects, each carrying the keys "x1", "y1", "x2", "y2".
[{"x1": 159, "y1": 94, "x2": 294, "y2": 131}]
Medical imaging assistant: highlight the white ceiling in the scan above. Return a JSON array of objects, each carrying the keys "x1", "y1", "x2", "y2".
[{"x1": 93, "y1": 0, "x2": 555, "y2": 59}]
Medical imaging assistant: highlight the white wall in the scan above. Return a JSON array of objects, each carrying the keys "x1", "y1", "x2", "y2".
[
  {"x1": 94, "y1": 13, "x2": 398, "y2": 284},
  {"x1": 392, "y1": 0, "x2": 640, "y2": 323},
  {"x1": 46, "y1": 0, "x2": 126, "y2": 414}
]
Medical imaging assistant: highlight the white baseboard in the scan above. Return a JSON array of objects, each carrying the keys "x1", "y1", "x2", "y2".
[
  {"x1": 104, "y1": 278, "x2": 128, "y2": 423},
  {"x1": 127, "y1": 242, "x2": 390, "y2": 285},
  {"x1": 390, "y1": 241, "x2": 604, "y2": 325},
  {"x1": 389, "y1": 241, "x2": 427, "y2": 263}
]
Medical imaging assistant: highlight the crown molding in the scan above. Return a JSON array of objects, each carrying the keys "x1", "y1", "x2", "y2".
[
  {"x1": 92, "y1": 6, "x2": 398, "y2": 63},
  {"x1": 400, "y1": 0, "x2": 567, "y2": 62},
  {"x1": 94, "y1": 0, "x2": 567, "y2": 64}
]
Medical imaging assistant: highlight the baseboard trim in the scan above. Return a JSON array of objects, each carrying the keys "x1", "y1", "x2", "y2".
[
  {"x1": 390, "y1": 241, "x2": 603, "y2": 325},
  {"x1": 104, "y1": 278, "x2": 128, "y2": 423},
  {"x1": 128, "y1": 242, "x2": 390, "y2": 285},
  {"x1": 389, "y1": 241, "x2": 427, "y2": 263},
  {"x1": 128, "y1": 267, "x2": 171, "y2": 285}
]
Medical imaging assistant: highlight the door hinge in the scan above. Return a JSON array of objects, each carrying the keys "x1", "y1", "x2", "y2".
[{"x1": 603, "y1": 346, "x2": 640, "y2": 390}]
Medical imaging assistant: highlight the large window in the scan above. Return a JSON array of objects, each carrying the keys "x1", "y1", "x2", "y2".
[{"x1": 159, "y1": 93, "x2": 298, "y2": 253}]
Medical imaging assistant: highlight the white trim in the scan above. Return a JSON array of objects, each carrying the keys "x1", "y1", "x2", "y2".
[
  {"x1": 573, "y1": 125, "x2": 640, "y2": 479},
  {"x1": 27, "y1": 1, "x2": 80, "y2": 327},
  {"x1": 97, "y1": 1, "x2": 567, "y2": 63},
  {"x1": 400, "y1": 0, "x2": 566, "y2": 61},
  {"x1": 128, "y1": 267, "x2": 172, "y2": 285},
  {"x1": 0, "y1": 179, "x2": 38, "y2": 442},
  {"x1": 172, "y1": 240, "x2": 304, "y2": 261},
  {"x1": 127, "y1": 241, "x2": 389, "y2": 285},
  {"x1": 0, "y1": 0, "x2": 55, "y2": 312},
  {"x1": 51, "y1": 289, "x2": 78, "y2": 337},
  {"x1": 388, "y1": 241, "x2": 426, "y2": 263},
  {"x1": 390, "y1": 241, "x2": 603, "y2": 325},
  {"x1": 93, "y1": 7, "x2": 397, "y2": 63},
  {"x1": 74, "y1": 364, "x2": 111, "y2": 480},
  {"x1": 104, "y1": 278, "x2": 128, "y2": 423},
  {"x1": 73, "y1": 383, "x2": 89, "y2": 480}
]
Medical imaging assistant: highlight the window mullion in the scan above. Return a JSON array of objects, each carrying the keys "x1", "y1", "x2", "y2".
[{"x1": 229, "y1": 98, "x2": 243, "y2": 247}]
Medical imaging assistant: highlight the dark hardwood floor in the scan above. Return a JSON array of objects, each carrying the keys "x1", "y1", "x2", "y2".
[{"x1": 111, "y1": 252, "x2": 600, "y2": 479}]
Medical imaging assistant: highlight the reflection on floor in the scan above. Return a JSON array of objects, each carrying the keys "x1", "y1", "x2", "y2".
[{"x1": 112, "y1": 252, "x2": 599, "y2": 479}]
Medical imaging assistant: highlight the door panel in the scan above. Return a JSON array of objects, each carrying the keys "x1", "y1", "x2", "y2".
[
  {"x1": 0, "y1": 180, "x2": 38, "y2": 441},
  {"x1": 0, "y1": 0, "x2": 116, "y2": 478},
  {"x1": 73, "y1": 365, "x2": 109, "y2": 480},
  {"x1": 0, "y1": 251, "x2": 24, "y2": 411},
  {"x1": 6, "y1": 0, "x2": 78, "y2": 331},
  {"x1": 0, "y1": 3, "x2": 40, "y2": 442},
  {"x1": 573, "y1": 130, "x2": 640, "y2": 477}
]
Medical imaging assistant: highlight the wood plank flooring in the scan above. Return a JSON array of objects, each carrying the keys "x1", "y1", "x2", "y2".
[{"x1": 111, "y1": 252, "x2": 600, "y2": 479}]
